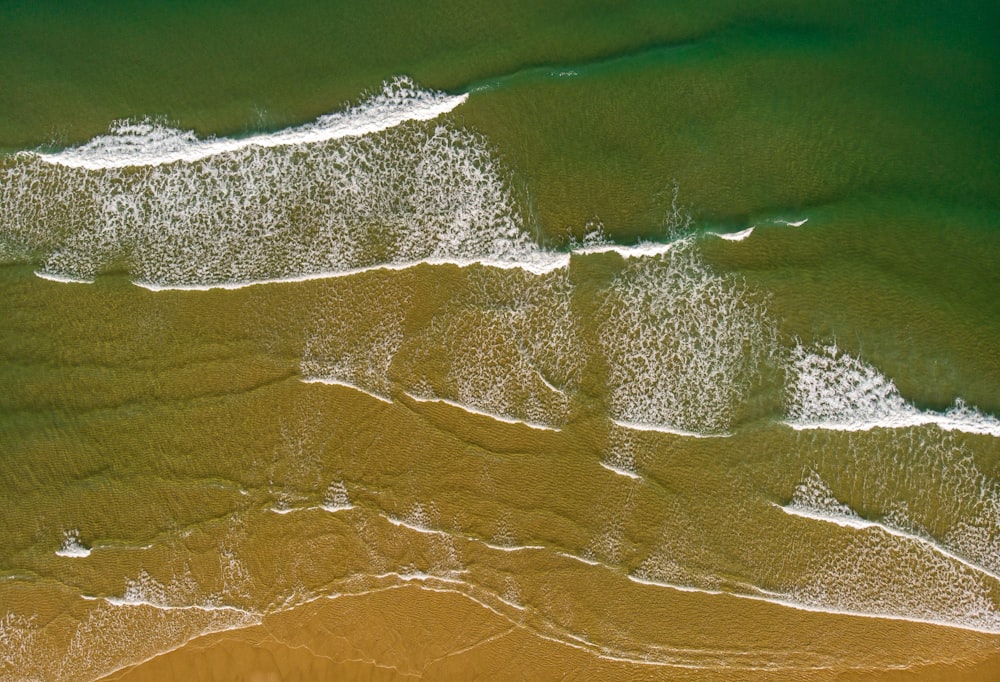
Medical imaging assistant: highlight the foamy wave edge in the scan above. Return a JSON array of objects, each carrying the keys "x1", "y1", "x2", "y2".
[
  {"x1": 785, "y1": 401, "x2": 1000, "y2": 438},
  {"x1": 30, "y1": 78, "x2": 468, "y2": 170},
  {"x1": 38, "y1": 241, "x2": 693, "y2": 292}
]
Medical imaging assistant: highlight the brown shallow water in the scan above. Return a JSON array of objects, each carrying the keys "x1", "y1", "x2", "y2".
[
  {"x1": 2, "y1": 3, "x2": 999, "y2": 677},
  {"x1": 99, "y1": 586, "x2": 1000, "y2": 681}
]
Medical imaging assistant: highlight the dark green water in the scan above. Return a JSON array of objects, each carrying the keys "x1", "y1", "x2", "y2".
[{"x1": 1, "y1": 2, "x2": 998, "y2": 679}]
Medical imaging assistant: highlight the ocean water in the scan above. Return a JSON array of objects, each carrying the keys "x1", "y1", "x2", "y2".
[{"x1": 1, "y1": 1, "x2": 999, "y2": 679}]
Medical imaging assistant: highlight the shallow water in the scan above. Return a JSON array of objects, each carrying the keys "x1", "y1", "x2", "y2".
[{"x1": 1, "y1": 2, "x2": 998, "y2": 679}]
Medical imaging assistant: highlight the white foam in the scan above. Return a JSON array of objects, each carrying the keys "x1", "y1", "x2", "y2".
[
  {"x1": 626, "y1": 573, "x2": 999, "y2": 634},
  {"x1": 300, "y1": 377, "x2": 392, "y2": 404},
  {"x1": 321, "y1": 480, "x2": 353, "y2": 513},
  {"x1": 599, "y1": 460, "x2": 643, "y2": 480},
  {"x1": 598, "y1": 244, "x2": 778, "y2": 436},
  {"x1": 785, "y1": 343, "x2": 1000, "y2": 437},
  {"x1": 134, "y1": 254, "x2": 570, "y2": 291},
  {"x1": 712, "y1": 226, "x2": 755, "y2": 242},
  {"x1": 34, "y1": 270, "x2": 94, "y2": 284},
  {"x1": 35, "y1": 79, "x2": 468, "y2": 170},
  {"x1": 55, "y1": 529, "x2": 91, "y2": 558},
  {"x1": 2, "y1": 77, "x2": 554, "y2": 288},
  {"x1": 570, "y1": 239, "x2": 686, "y2": 259},
  {"x1": 403, "y1": 391, "x2": 561, "y2": 432},
  {"x1": 777, "y1": 218, "x2": 808, "y2": 227},
  {"x1": 610, "y1": 418, "x2": 731, "y2": 439},
  {"x1": 777, "y1": 503, "x2": 1000, "y2": 582},
  {"x1": 320, "y1": 503, "x2": 354, "y2": 513}
]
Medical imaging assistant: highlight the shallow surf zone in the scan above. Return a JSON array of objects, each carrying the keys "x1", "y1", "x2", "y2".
[
  {"x1": 785, "y1": 342, "x2": 1000, "y2": 437},
  {"x1": 0, "y1": 77, "x2": 553, "y2": 287},
  {"x1": 2, "y1": 88, "x2": 1000, "y2": 680},
  {"x1": 598, "y1": 241, "x2": 779, "y2": 435}
]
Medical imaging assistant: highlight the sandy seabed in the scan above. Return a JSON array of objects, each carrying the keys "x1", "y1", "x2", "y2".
[{"x1": 100, "y1": 583, "x2": 1000, "y2": 681}]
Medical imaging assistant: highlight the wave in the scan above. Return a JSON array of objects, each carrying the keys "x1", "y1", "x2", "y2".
[
  {"x1": 54, "y1": 529, "x2": 91, "y2": 558},
  {"x1": 300, "y1": 377, "x2": 393, "y2": 404},
  {"x1": 711, "y1": 226, "x2": 754, "y2": 241},
  {"x1": 0, "y1": 77, "x2": 543, "y2": 287},
  {"x1": 403, "y1": 392, "x2": 561, "y2": 432},
  {"x1": 777, "y1": 470, "x2": 1000, "y2": 582},
  {"x1": 33, "y1": 77, "x2": 468, "y2": 169},
  {"x1": 785, "y1": 343, "x2": 1000, "y2": 437}
]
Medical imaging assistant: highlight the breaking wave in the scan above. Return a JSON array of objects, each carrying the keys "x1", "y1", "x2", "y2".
[
  {"x1": 785, "y1": 343, "x2": 1000, "y2": 437},
  {"x1": 0, "y1": 77, "x2": 548, "y2": 287}
]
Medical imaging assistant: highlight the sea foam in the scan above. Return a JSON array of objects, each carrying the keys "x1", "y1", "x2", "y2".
[
  {"x1": 55, "y1": 529, "x2": 91, "y2": 558},
  {"x1": 0, "y1": 77, "x2": 547, "y2": 287},
  {"x1": 397, "y1": 267, "x2": 583, "y2": 430},
  {"x1": 36, "y1": 77, "x2": 468, "y2": 169},
  {"x1": 598, "y1": 243, "x2": 777, "y2": 435},
  {"x1": 785, "y1": 343, "x2": 1000, "y2": 436}
]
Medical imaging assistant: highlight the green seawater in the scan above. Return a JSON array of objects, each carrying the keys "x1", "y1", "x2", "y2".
[{"x1": 1, "y1": 1, "x2": 998, "y2": 679}]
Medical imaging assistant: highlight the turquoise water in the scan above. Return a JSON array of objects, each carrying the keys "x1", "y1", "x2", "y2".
[{"x1": 1, "y1": 2, "x2": 998, "y2": 679}]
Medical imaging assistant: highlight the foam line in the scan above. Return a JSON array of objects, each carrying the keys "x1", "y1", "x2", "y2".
[
  {"x1": 626, "y1": 574, "x2": 1000, "y2": 634},
  {"x1": 610, "y1": 418, "x2": 730, "y2": 439},
  {"x1": 557, "y1": 552, "x2": 601, "y2": 566},
  {"x1": 403, "y1": 391, "x2": 561, "y2": 432},
  {"x1": 34, "y1": 270, "x2": 94, "y2": 285},
  {"x1": 300, "y1": 377, "x2": 393, "y2": 404},
  {"x1": 599, "y1": 461, "x2": 643, "y2": 480},
  {"x1": 381, "y1": 513, "x2": 452, "y2": 537},
  {"x1": 784, "y1": 409, "x2": 1000, "y2": 438},
  {"x1": 133, "y1": 254, "x2": 570, "y2": 291},
  {"x1": 34, "y1": 83, "x2": 469, "y2": 170},
  {"x1": 777, "y1": 219, "x2": 808, "y2": 227},
  {"x1": 102, "y1": 598, "x2": 254, "y2": 615},
  {"x1": 480, "y1": 542, "x2": 547, "y2": 553},
  {"x1": 32, "y1": 239, "x2": 701, "y2": 294},
  {"x1": 534, "y1": 369, "x2": 567, "y2": 398},
  {"x1": 775, "y1": 503, "x2": 1000, "y2": 582}
]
